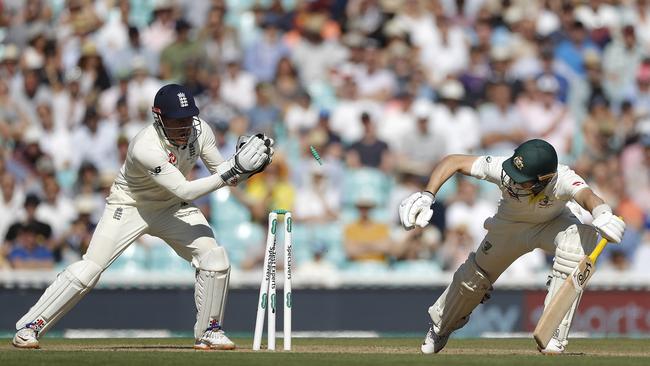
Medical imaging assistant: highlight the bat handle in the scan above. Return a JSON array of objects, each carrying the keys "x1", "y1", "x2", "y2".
[{"x1": 588, "y1": 237, "x2": 608, "y2": 263}]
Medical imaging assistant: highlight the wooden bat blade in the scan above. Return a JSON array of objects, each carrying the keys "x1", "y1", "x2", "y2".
[{"x1": 533, "y1": 256, "x2": 596, "y2": 349}]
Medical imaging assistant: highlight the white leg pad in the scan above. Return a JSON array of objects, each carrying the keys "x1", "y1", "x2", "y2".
[
  {"x1": 544, "y1": 224, "x2": 598, "y2": 346},
  {"x1": 194, "y1": 246, "x2": 230, "y2": 339},
  {"x1": 429, "y1": 253, "x2": 492, "y2": 336},
  {"x1": 16, "y1": 259, "x2": 103, "y2": 335}
]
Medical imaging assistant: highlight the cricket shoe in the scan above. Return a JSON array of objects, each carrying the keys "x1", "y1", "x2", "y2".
[
  {"x1": 538, "y1": 337, "x2": 565, "y2": 355},
  {"x1": 421, "y1": 325, "x2": 449, "y2": 354},
  {"x1": 12, "y1": 327, "x2": 39, "y2": 349},
  {"x1": 194, "y1": 329, "x2": 236, "y2": 350}
]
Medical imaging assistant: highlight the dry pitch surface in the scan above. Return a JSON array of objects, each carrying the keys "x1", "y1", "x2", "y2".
[{"x1": 1, "y1": 337, "x2": 649, "y2": 365}]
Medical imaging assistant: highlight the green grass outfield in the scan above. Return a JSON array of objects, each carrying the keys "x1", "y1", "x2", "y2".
[{"x1": 1, "y1": 337, "x2": 649, "y2": 366}]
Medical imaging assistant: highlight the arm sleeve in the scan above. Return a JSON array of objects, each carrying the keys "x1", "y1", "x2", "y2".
[
  {"x1": 470, "y1": 155, "x2": 508, "y2": 185},
  {"x1": 198, "y1": 119, "x2": 226, "y2": 175},
  {"x1": 555, "y1": 166, "x2": 589, "y2": 200},
  {"x1": 134, "y1": 144, "x2": 226, "y2": 201}
]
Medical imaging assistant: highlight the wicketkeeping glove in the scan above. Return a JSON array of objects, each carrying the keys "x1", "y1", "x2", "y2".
[
  {"x1": 591, "y1": 204, "x2": 626, "y2": 243},
  {"x1": 398, "y1": 191, "x2": 435, "y2": 230},
  {"x1": 217, "y1": 134, "x2": 274, "y2": 185}
]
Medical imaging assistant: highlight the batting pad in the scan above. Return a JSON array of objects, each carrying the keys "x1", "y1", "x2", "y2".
[
  {"x1": 543, "y1": 224, "x2": 598, "y2": 346},
  {"x1": 429, "y1": 253, "x2": 492, "y2": 336},
  {"x1": 16, "y1": 259, "x2": 103, "y2": 335},
  {"x1": 194, "y1": 246, "x2": 230, "y2": 339}
]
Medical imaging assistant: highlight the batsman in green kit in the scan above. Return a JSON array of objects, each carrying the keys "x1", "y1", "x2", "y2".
[{"x1": 399, "y1": 139, "x2": 626, "y2": 354}]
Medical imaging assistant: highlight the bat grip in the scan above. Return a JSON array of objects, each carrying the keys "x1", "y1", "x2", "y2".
[
  {"x1": 588, "y1": 216, "x2": 623, "y2": 263},
  {"x1": 588, "y1": 237, "x2": 608, "y2": 263}
]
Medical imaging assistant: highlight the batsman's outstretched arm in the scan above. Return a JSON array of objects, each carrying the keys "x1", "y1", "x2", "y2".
[
  {"x1": 399, "y1": 154, "x2": 478, "y2": 230},
  {"x1": 424, "y1": 154, "x2": 479, "y2": 196}
]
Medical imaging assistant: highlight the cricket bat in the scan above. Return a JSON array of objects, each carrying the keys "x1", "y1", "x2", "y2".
[{"x1": 533, "y1": 237, "x2": 609, "y2": 349}]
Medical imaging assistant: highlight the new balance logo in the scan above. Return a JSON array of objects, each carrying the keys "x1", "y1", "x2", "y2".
[{"x1": 178, "y1": 92, "x2": 188, "y2": 107}]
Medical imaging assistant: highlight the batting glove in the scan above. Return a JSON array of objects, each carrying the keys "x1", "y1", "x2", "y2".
[
  {"x1": 591, "y1": 204, "x2": 626, "y2": 243},
  {"x1": 399, "y1": 191, "x2": 435, "y2": 230}
]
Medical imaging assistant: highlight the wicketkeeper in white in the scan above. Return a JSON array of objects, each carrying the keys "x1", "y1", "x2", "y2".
[
  {"x1": 12, "y1": 84, "x2": 275, "y2": 350},
  {"x1": 399, "y1": 139, "x2": 625, "y2": 354}
]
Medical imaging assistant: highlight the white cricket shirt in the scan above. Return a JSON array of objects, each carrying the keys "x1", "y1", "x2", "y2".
[{"x1": 107, "y1": 118, "x2": 226, "y2": 207}]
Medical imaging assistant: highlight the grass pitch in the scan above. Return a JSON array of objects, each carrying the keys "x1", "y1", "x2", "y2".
[{"x1": 1, "y1": 337, "x2": 649, "y2": 366}]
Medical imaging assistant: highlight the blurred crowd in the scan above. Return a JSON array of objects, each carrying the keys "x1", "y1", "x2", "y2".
[{"x1": 0, "y1": 0, "x2": 649, "y2": 280}]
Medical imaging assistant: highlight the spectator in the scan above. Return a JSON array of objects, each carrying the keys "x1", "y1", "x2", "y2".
[
  {"x1": 330, "y1": 77, "x2": 369, "y2": 144},
  {"x1": 632, "y1": 0, "x2": 650, "y2": 53},
  {"x1": 97, "y1": 71, "x2": 131, "y2": 119},
  {"x1": 431, "y1": 79, "x2": 480, "y2": 155},
  {"x1": 621, "y1": 133, "x2": 650, "y2": 212},
  {"x1": 198, "y1": 75, "x2": 239, "y2": 130},
  {"x1": 220, "y1": 59, "x2": 256, "y2": 111},
  {"x1": 70, "y1": 107, "x2": 119, "y2": 173},
  {"x1": 12, "y1": 67, "x2": 49, "y2": 125},
  {"x1": 200, "y1": 5, "x2": 241, "y2": 73},
  {"x1": 273, "y1": 57, "x2": 304, "y2": 110},
  {"x1": 346, "y1": 112, "x2": 392, "y2": 172},
  {"x1": 247, "y1": 83, "x2": 282, "y2": 138},
  {"x1": 0, "y1": 44, "x2": 22, "y2": 92},
  {"x1": 580, "y1": 96, "x2": 618, "y2": 165},
  {"x1": 95, "y1": 0, "x2": 132, "y2": 69},
  {"x1": 603, "y1": 25, "x2": 643, "y2": 106},
  {"x1": 343, "y1": 196, "x2": 393, "y2": 263},
  {"x1": 536, "y1": 48, "x2": 570, "y2": 103},
  {"x1": 113, "y1": 97, "x2": 146, "y2": 142},
  {"x1": 294, "y1": 242, "x2": 338, "y2": 280},
  {"x1": 0, "y1": 79, "x2": 31, "y2": 146},
  {"x1": 7, "y1": 223, "x2": 54, "y2": 269},
  {"x1": 554, "y1": 21, "x2": 598, "y2": 78},
  {"x1": 420, "y1": 16, "x2": 469, "y2": 87},
  {"x1": 392, "y1": 225, "x2": 441, "y2": 262},
  {"x1": 35, "y1": 175, "x2": 76, "y2": 241},
  {"x1": 244, "y1": 18, "x2": 290, "y2": 83},
  {"x1": 284, "y1": 91, "x2": 319, "y2": 137},
  {"x1": 236, "y1": 154, "x2": 295, "y2": 224},
  {"x1": 517, "y1": 75, "x2": 575, "y2": 159},
  {"x1": 345, "y1": 0, "x2": 386, "y2": 37},
  {"x1": 293, "y1": 163, "x2": 340, "y2": 224},
  {"x1": 140, "y1": 0, "x2": 176, "y2": 54},
  {"x1": 32, "y1": 102, "x2": 73, "y2": 171},
  {"x1": 110, "y1": 26, "x2": 159, "y2": 78},
  {"x1": 76, "y1": 41, "x2": 112, "y2": 97},
  {"x1": 126, "y1": 58, "x2": 161, "y2": 119},
  {"x1": 478, "y1": 81, "x2": 526, "y2": 155},
  {"x1": 291, "y1": 20, "x2": 347, "y2": 84},
  {"x1": 487, "y1": 46, "x2": 523, "y2": 98},
  {"x1": 56, "y1": 201, "x2": 95, "y2": 265},
  {"x1": 397, "y1": 102, "x2": 446, "y2": 174},
  {"x1": 355, "y1": 44, "x2": 397, "y2": 102},
  {"x1": 4, "y1": 193, "x2": 51, "y2": 247},
  {"x1": 159, "y1": 19, "x2": 205, "y2": 83},
  {"x1": 51, "y1": 67, "x2": 86, "y2": 131},
  {"x1": 0, "y1": 172, "x2": 25, "y2": 239},
  {"x1": 459, "y1": 46, "x2": 490, "y2": 106}
]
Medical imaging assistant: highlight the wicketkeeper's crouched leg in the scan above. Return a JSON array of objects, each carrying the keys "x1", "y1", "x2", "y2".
[
  {"x1": 543, "y1": 223, "x2": 598, "y2": 348},
  {"x1": 193, "y1": 245, "x2": 231, "y2": 339},
  {"x1": 15, "y1": 259, "x2": 103, "y2": 335}
]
